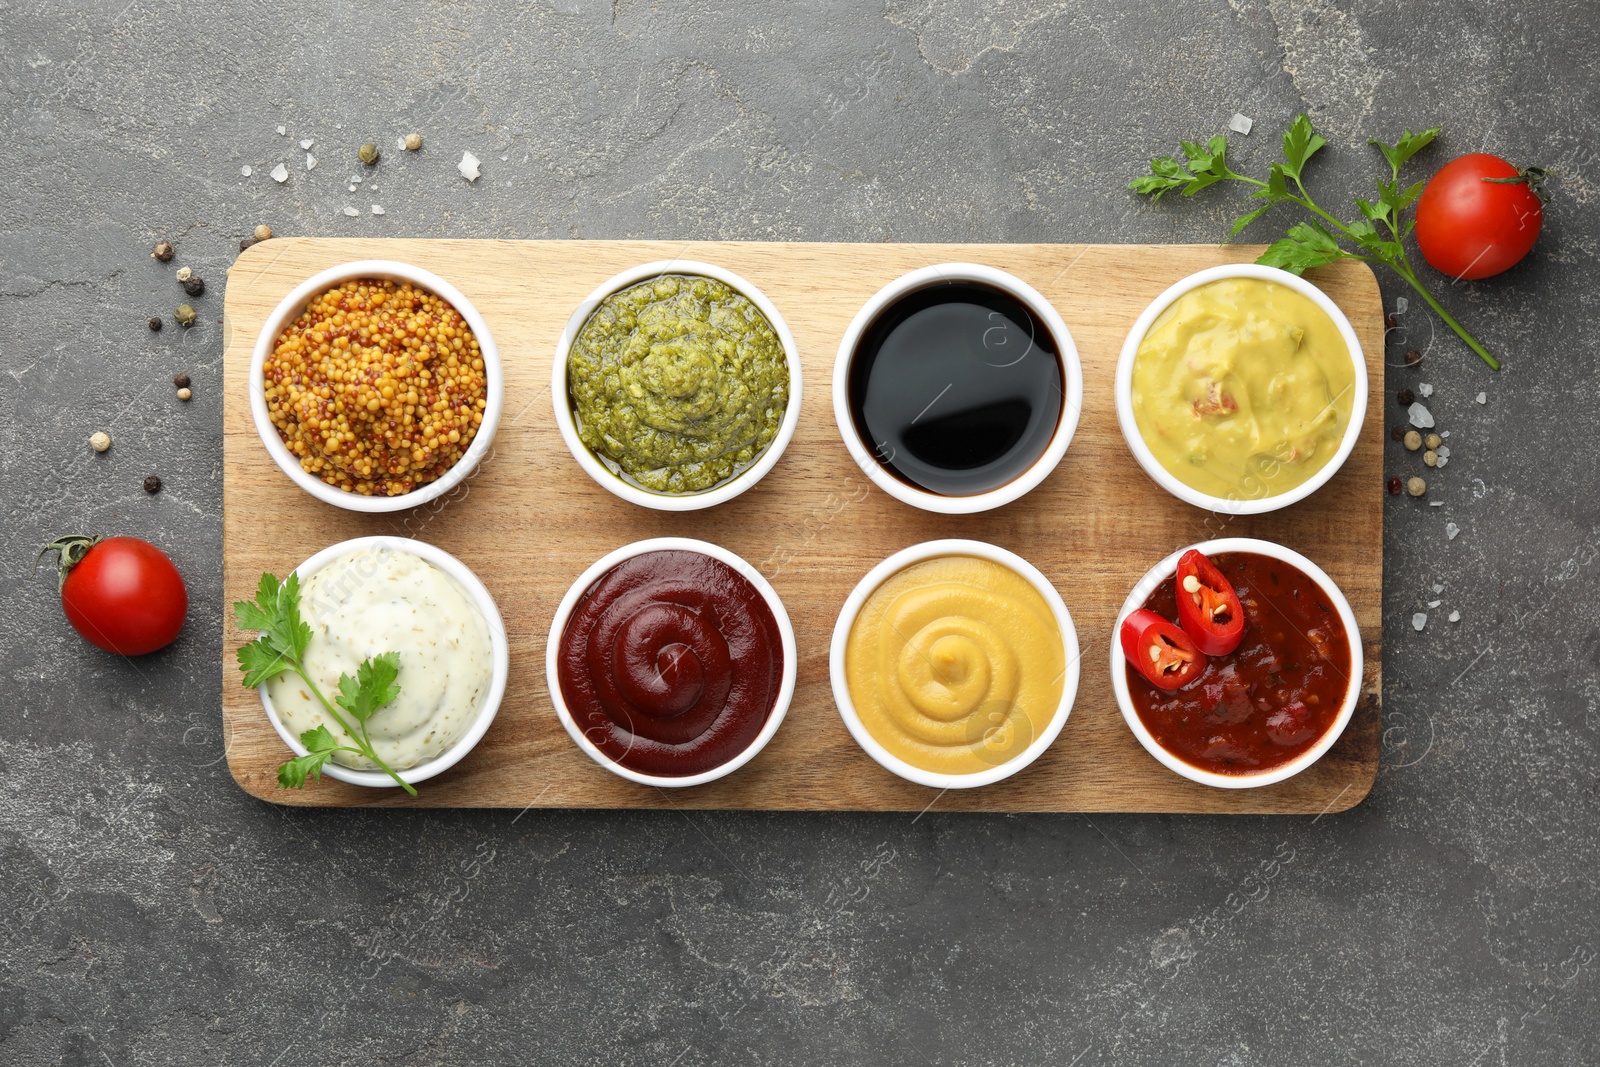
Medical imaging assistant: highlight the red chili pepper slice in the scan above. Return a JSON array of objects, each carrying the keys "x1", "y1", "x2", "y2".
[
  {"x1": 1121, "y1": 608, "x2": 1207, "y2": 691},
  {"x1": 1174, "y1": 549, "x2": 1245, "y2": 656}
]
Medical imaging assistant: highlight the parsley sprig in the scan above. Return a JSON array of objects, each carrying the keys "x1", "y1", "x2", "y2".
[
  {"x1": 234, "y1": 572, "x2": 416, "y2": 795},
  {"x1": 1131, "y1": 115, "x2": 1501, "y2": 370}
]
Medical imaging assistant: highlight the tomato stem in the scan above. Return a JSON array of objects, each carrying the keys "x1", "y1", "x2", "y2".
[{"x1": 34, "y1": 534, "x2": 103, "y2": 594}]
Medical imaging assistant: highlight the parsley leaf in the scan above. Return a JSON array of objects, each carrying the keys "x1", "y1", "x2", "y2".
[
  {"x1": 336, "y1": 651, "x2": 402, "y2": 724},
  {"x1": 233, "y1": 571, "x2": 418, "y2": 796},
  {"x1": 1129, "y1": 114, "x2": 1502, "y2": 369}
]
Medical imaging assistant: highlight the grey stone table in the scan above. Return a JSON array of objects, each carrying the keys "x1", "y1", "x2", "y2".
[{"x1": 3, "y1": 2, "x2": 1596, "y2": 1064}]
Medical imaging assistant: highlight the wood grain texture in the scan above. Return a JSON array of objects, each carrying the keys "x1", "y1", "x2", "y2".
[{"x1": 222, "y1": 240, "x2": 1383, "y2": 813}]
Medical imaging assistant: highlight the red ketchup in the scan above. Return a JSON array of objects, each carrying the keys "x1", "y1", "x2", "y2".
[{"x1": 557, "y1": 550, "x2": 783, "y2": 777}]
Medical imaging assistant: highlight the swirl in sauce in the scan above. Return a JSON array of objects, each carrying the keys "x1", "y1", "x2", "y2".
[
  {"x1": 556, "y1": 550, "x2": 783, "y2": 777},
  {"x1": 844, "y1": 556, "x2": 1064, "y2": 775}
]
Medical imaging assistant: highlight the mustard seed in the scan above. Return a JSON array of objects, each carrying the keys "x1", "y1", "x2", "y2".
[
  {"x1": 1425, "y1": 433, "x2": 1442, "y2": 450},
  {"x1": 1407, "y1": 476, "x2": 1427, "y2": 497},
  {"x1": 404, "y1": 133, "x2": 422, "y2": 151},
  {"x1": 254, "y1": 224, "x2": 272, "y2": 241},
  {"x1": 1403, "y1": 430, "x2": 1422, "y2": 451},
  {"x1": 177, "y1": 387, "x2": 192, "y2": 401},
  {"x1": 89, "y1": 431, "x2": 111, "y2": 453}
]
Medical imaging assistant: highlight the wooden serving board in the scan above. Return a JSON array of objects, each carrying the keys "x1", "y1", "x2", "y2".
[{"x1": 222, "y1": 240, "x2": 1383, "y2": 813}]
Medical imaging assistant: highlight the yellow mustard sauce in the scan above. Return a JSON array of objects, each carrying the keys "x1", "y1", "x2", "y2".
[{"x1": 844, "y1": 556, "x2": 1064, "y2": 775}]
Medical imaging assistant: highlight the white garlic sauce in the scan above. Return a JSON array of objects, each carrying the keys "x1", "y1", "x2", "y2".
[{"x1": 268, "y1": 546, "x2": 492, "y2": 771}]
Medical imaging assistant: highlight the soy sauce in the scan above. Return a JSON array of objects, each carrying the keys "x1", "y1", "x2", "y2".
[{"x1": 848, "y1": 281, "x2": 1064, "y2": 497}]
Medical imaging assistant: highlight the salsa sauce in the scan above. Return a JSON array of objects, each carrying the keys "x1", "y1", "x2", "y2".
[
  {"x1": 557, "y1": 549, "x2": 783, "y2": 777},
  {"x1": 1125, "y1": 551, "x2": 1351, "y2": 776}
]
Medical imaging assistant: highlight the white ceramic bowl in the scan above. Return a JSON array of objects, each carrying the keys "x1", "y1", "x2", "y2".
[
  {"x1": 257, "y1": 535, "x2": 510, "y2": 790},
  {"x1": 831, "y1": 263, "x2": 1084, "y2": 515},
  {"x1": 1109, "y1": 537, "x2": 1363, "y2": 789},
  {"x1": 829, "y1": 539, "x2": 1081, "y2": 789},
  {"x1": 1113, "y1": 263, "x2": 1368, "y2": 515},
  {"x1": 248, "y1": 260, "x2": 504, "y2": 513},
  {"x1": 545, "y1": 537, "x2": 798, "y2": 788},
  {"x1": 551, "y1": 261, "x2": 803, "y2": 512}
]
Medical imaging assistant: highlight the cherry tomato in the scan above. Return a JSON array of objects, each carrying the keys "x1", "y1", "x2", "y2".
[
  {"x1": 1120, "y1": 608, "x2": 1207, "y2": 691},
  {"x1": 1173, "y1": 549, "x2": 1245, "y2": 656},
  {"x1": 1414, "y1": 153, "x2": 1545, "y2": 280},
  {"x1": 37, "y1": 535, "x2": 187, "y2": 655}
]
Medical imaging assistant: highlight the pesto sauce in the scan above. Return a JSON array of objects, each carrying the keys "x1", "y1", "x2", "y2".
[{"x1": 568, "y1": 274, "x2": 790, "y2": 494}]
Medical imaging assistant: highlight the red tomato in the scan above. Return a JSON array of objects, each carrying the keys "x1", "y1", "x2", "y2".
[
  {"x1": 41, "y1": 535, "x2": 188, "y2": 655},
  {"x1": 1414, "y1": 153, "x2": 1544, "y2": 280}
]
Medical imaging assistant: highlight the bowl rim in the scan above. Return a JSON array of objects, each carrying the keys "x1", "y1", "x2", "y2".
[
  {"x1": 544, "y1": 537, "x2": 798, "y2": 788},
  {"x1": 830, "y1": 262, "x2": 1085, "y2": 515},
  {"x1": 256, "y1": 535, "x2": 510, "y2": 789},
  {"x1": 1108, "y1": 536, "x2": 1364, "y2": 789},
  {"x1": 549, "y1": 260, "x2": 804, "y2": 512},
  {"x1": 247, "y1": 259, "x2": 505, "y2": 514},
  {"x1": 1112, "y1": 263, "x2": 1369, "y2": 515},
  {"x1": 828, "y1": 538, "x2": 1081, "y2": 789}
]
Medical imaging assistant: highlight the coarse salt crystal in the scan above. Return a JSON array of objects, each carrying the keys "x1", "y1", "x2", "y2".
[
  {"x1": 1408, "y1": 402, "x2": 1434, "y2": 428},
  {"x1": 299, "y1": 138, "x2": 314, "y2": 149},
  {"x1": 1395, "y1": 297, "x2": 1408, "y2": 314},
  {"x1": 240, "y1": 165, "x2": 252, "y2": 177},
  {"x1": 1448, "y1": 611, "x2": 1461, "y2": 623},
  {"x1": 396, "y1": 136, "x2": 406, "y2": 150},
  {"x1": 1228, "y1": 113, "x2": 1253, "y2": 135},
  {"x1": 1419, "y1": 383, "x2": 1433, "y2": 397},
  {"x1": 499, "y1": 154, "x2": 509, "y2": 161},
  {"x1": 276, "y1": 125, "x2": 286, "y2": 135},
  {"x1": 458, "y1": 150, "x2": 481, "y2": 181},
  {"x1": 1436, "y1": 457, "x2": 1448, "y2": 468},
  {"x1": 342, "y1": 206, "x2": 359, "y2": 217},
  {"x1": 306, "y1": 152, "x2": 317, "y2": 170},
  {"x1": 1432, "y1": 583, "x2": 1444, "y2": 593},
  {"x1": 1427, "y1": 599, "x2": 1441, "y2": 608},
  {"x1": 1441, "y1": 431, "x2": 1450, "y2": 439},
  {"x1": 371, "y1": 205, "x2": 385, "y2": 215},
  {"x1": 1430, "y1": 500, "x2": 1444, "y2": 507},
  {"x1": 270, "y1": 163, "x2": 289, "y2": 183},
  {"x1": 1476, "y1": 392, "x2": 1486, "y2": 405},
  {"x1": 1412, "y1": 613, "x2": 1427, "y2": 632},
  {"x1": 347, "y1": 185, "x2": 356, "y2": 193},
  {"x1": 1445, "y1": 522, "x2": 1460, "y2": 540},
  {"x1": 1436, "y1": 445, "x2": 1450, "y2": 459}
]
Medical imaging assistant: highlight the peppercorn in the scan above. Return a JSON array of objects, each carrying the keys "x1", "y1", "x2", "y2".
[
  {"x1": 182, "y1": 275, "x2": 205, "y2": 297},
  {"x1": 1384, "y1": 313, "x2": 1398, "y2": 329},
  {"x1": 359, "y1": 142, "x2": 380, "y2": 165},
  {"x1": 148, "y1": 316, "x2": 162, "y2": 331},
  {"x1": 254, "y1": 224, "x2": 272, "y2": 241},
  {"x1": 1405, "y1": 348, "x2": 1422, "y2": 367},
  {"x1": 239, "y1": 237, "x2": 257, "y2": 252},
  {"x1": 1387, "y1": 476, "x2": 1402, "y2": 495},
  {"x1": 177, "y1": 387, "x2": 192, "y2": 401},
  {"x1": 1397, "y1": 387, "x2": 1415, "y2": 406},
  {"x1": 89, "y1": 431, "x2": 112, "y2": 453},
  {"x1": 404, "y1": 133, "x2": 422, "y2": 151},
  {"x1": 151, "y1": 241, "x2": 174, "y2": 262},
  {"x1": 174, "y1": 304, "x2": 197, "y2": 326},
  {"x1": 1425, "y1": 433, "x2": 1441, "y2": 450},
  {"x1": 1407, "y1": 476, "x2": 1427, "y2": 497},
  {"x1": 1390, "y1": 426, "x2": 1404, "y2": 442},
  {"x1": 143, "y1": 475, "x2": 162, "y2": 494},
  {"x1": 1403, "y1": 430, "x2": 1422, "y2": 451},
  {"x1": 173, "y1": 372, "x2": 190, "y2": 388},
  {"x1": 175, "y1": 266, "x2": 193, "y2": 283}
]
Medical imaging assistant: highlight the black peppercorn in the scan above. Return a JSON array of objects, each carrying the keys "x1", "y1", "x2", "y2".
[
  {"x1": 173, "y1": 373, "x2": 190, "y2": 389},
  {"x1": 1397, "y1": 388, "x2": 1415, "y2": 406},
  {"x1": 151, "y1": 241, "x2": 174, "y2": 262},
  {"x1": 1384, "y1": 313, "x2": 1398, "y2": 329},
  {"x1": 148, "y1": 316, "x2": 162, "y2": 331},
  {"x1": 239, "y1": 237, "x2": 257, "y2": 252},
  {"x1": 1390, "y1": 426, "x2": 1404, "y2": 442},
  {"x1": 143, "y1": 475, "x2": 162, "y2": 494},
  {"x1": 182, "y1": 275, "x2": 205, "y2": 297},
  {"x1": 1405, "y1": 348, "x2": 1422, "y2": 366}
]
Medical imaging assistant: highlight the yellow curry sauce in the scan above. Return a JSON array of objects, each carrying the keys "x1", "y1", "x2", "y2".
[
  {"x1": 1130, "y1": 277, "x2": 1356, "y2": 500},
  {"x1": 844, "y1": 556, "x2": 1064, "y2": 775}
]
